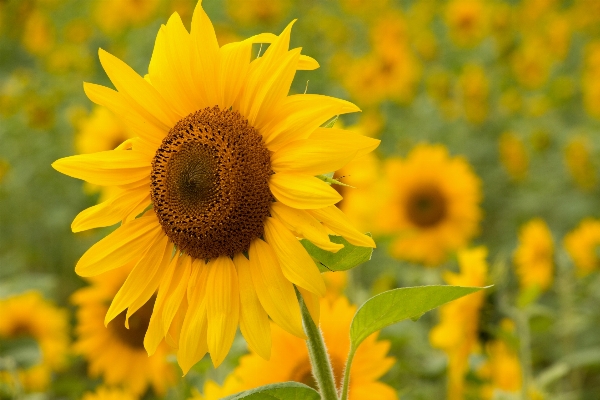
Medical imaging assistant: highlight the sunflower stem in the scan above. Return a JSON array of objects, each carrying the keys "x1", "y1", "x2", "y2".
[
  {"x1": 299, "y1": 293, "x2": 339, "y2": 400},
  {"x1": 340, "y1": 348, "x2": 355, "y2": 400}
]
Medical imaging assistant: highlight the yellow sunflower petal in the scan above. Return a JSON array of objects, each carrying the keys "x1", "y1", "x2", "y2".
[
  {"x1": 206, "y1": 256, "x2": 240, "y2": 367},
  {"x1": 218, "y1": 40, "x2": 252, "y2": 110},
  {"x1": 309, "y1": 206, "x2": 376, "y2": 248},
  {"x1": 270, "y1": 202, "x2": 343, "y2": 252},
  {"x1": 270, "y1": 137, "x2": 358, "y2": 175},
  {"x1": 178, "y1": 264, "x2": 209, "y2": 375},
  {"x1": 248, "y1": 239, "x2": 306, "y2": 339},
  {"x1": 234, "y1": 253, "x2": 271, "y2": 360},
  {"x1": 298, "y1": 286, "x2": 320, "y2": 324},
  {"x1": 261, "y1": 94, "x2": 361, "y2": 151},
  {"x1": 269, "y1": 173, "x2": 342, "y2": 209},
  {"x1": 161, "y1": 255, "x2": 192, "y2": 340},
  {"x1": 52, "y1": 150, "x2": 150, "y2": 186},
  {"x1": 83, "y1": 83, "x2": 166, "y2": 146},
  {"x1": 297, "y1": 55, "x2": 319, "y2": 70},
  {"x1": 98, "y1": 49, "x2": 180, "y2": 129},
  {"x1": 104, "y1": 235, "x2": 170, "y2": 325},
  {"x1": 264, "y1": 217, "x2": 325, "y2": 296},
  {"x1": 75, "y1": 213, "x2": 162, "y2": 277},
  {"x1": 190, "y1": 0, "x2": 220, "y2": 106},
  {"x1": 71, "y1": 185, "x2": 149, "y2": 232},
  {"x1": 309, "y1": 127, "x2": 381, "y2": 160}
]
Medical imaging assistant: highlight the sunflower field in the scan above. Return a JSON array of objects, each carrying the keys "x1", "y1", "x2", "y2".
[{"x1": 2, "y1": 0, "x2": 600, "y2": 399}]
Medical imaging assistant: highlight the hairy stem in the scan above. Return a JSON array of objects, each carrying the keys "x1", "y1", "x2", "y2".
[
  {"x1": 340, "y1": 348, "x2": 356, "y2": 400},
  {"x1": 299, "y1": 293, "x2": 339, "y2": 400}
]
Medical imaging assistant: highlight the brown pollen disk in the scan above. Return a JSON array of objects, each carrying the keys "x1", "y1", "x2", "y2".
[
  {"x1": 406, "y1": 185, "x2": 448, "y2": 228},
  {"x1": 151, "y1": 106, "x2": 273, "y2": 260}
]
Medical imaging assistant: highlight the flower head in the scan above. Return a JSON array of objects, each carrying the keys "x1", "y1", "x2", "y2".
[{"x1": 53, "y1": 0, "x2": 378, "y2": 373}]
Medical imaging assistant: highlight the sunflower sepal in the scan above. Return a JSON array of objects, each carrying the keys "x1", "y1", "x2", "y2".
[
  {"x1": 301, "y1": 234, "x2": 373, "y2": 272},
  {"x1": 316, "y1": 173, "x2": 353, "y2": 187},
  {"x1": 221, "y1": 382, "x2": 320, "y2": 400}
]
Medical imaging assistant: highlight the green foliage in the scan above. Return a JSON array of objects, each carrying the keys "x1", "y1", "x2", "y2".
[
  {"x1": 222, "y1": 382, "x2": 320, "y2": 400},
  {"x1": 301, "y1": 234, "x2": 373, "y2": 272}
]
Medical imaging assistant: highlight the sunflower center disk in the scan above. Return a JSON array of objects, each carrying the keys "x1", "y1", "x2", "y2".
[
  {"x1": 406, "y1": 185, "x2": 447, "y2": 228},
  {"x1": 151, "y1": 106, "x2": 272, "y2": 260}
]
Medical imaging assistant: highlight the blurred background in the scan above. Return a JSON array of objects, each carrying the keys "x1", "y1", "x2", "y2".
[{"x1": 1, "y1": 0, "x2": 600, "y2": 399}]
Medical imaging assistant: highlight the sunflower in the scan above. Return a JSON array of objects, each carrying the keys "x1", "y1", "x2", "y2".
[
  {"x1": 564, "y1": 218, "x2": 600, "y2": 276},
  {"x1": 430, "y1": 246, "x2": 488, "y2": 400},
  {"x1": 76, "y1": 107, "x2": 131, "y2": 156},
  {"x1": 498, "y1": 131, "x2": 528, "y2": 182},
  {"x1": 513, "y1": 218, "x2": 554, "y2": 292},
  {"x1": 376, "y1": 144, "x2": 482, "y2": 266},
  {"x1": 52, "y1": 1, "x2": 378, "y2": 373},
  {"x1": 72, "y1": 267, "x2": 175, "y2": 396},
  {"x1": 81, "y1": 386, "x2": 137, "y2": 400},
  {"x1": 0, "y1": 291, "x2": 69, "y2": 392},
  {"x1": 445, "y1": 0, "x2": 489, "y2": 48},
  {"x1": 195, "y1": 296, "x2": 396, "y2": 400}
]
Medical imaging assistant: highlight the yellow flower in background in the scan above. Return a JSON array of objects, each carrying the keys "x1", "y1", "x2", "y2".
[
  {"x1": 513, "y1": 218, "x2": 554, "y2": 292},
  {"x1": 377, "y1": 144, "x2": 482, "y2": 266},
  {"x1": 459, "y1": 64, "x2": 489, "y2": 124},
  {"x1": 512, "y1": 36, "x2": 551, "y2": 90},
  {"x1": 188, "y1": 376, "x2": 242, "y2": 400},
  {"x1": 445, "y1": 0, "x2": 489, "y2": 47},
  {"x1": 430, "y1": 246, "x2": 488, "y2": 400},
  {"x1": 564, "y1": 218, "x2": 600, "y2": 276},
  {"x1": 583, "y1": 42, "x2": 600, "y2": 119},
  {"x1": 94, "y1": 0, "x2": 160, "y2": 35},
  {"x1": 81, "y1": 387, "x2": 138, "y2": 400},
  {"x1": 72, "y1": 267, "x2": 176, "y2": 396},
  {"x1": 226, "y1": 0, "x2": 290, "y2": 27},
  {"x1": 231, "y1": 296, "x2": 397, "y2": 400},
  {"x1": 338, "y1": 0, "x2": 390, "y2": 18},
  {"x1": 498, "y1": 131, "x2": 528, "y2": 181},
  {"x1": 53, "y1": 1, "x2": 378, "y2": 373},
  {"x1": 76, "y1": 107, "x2": 131, "y2": 156},
  {"x1": 0, "y1": 291, "x2": 69, "y2": 392},
  {"x1": 564, "y1": 137, "x2": 596, "y2": 190},
  {"x1": 22, "y1": 9, "x2": 55, "y2": 56},
  {"x1": 478, "y1": 319, "x2": 522, "y2": 399},
  {"x1": 426, "y1": 70, "x2": 459, "y2": 120}
]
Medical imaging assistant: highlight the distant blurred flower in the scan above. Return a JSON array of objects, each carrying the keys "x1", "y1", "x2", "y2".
[
  {"x1": 445, "y1": 0, "x2": 489, "y2": 47},
  {"x1": 583, "y1": 42, "x2": 600, "y2": 119},
  {"x1": 459, "y1": 64, "x2": 489, "y2": 124},
  {"x1": 426, "y1": 70, "x2": 459, "y2": 120},
  {"x1": 0, "y1": 291, "x2": 69, "y2": 392},
  {"x1": 430, "y1": 246, "x2": 488, "y2": 400},
  {"x1": 81, "y1": 386, "x2": 138, "y2": 400},
  {"x1": 338, "y1": 0, "x2": 390, "y2": 18},
  {"x1": 22, "y1": 9, "x2": 54, "y2": 56},
  {"x1": 377, "y1": 144, "x2": 482, "y2": 266},
  {"x1": 512, "y1": 36, "x2": 551, "y2": 90},
  {"x1": 564, "y1": 218, "x2": 600, "y2": 276},
  {"x1": 0, "y1": 159, "x2": 9, "y2": 183},
  {"x1": 478, "y1": 319, "x2": 522, "y2": 399},
  {"x1": 76, "y1": 107, "x2": 131, "y2": 156},
  {"x1": 498, "y1": 131, "x2": 528, "y2": 181},
  {"x1": 564, "y1": 137, "x2": 596, "y2": 190},
  {"x1": 513, "y1": 218, "x2": 554, "y2": 292},
  {"x1": 72, "y1": 267, "x2": 176, "y2": 396},
  {"x1": 499, "y1": 88, "x2": 522, "y2": 116},
  {"x1": 322, "y1": 271, "x2": 348, "y2": 302},
  {"x1": 231, "y1": 296, "x2": 397, "y2": 400},
  {"x1": 545, "y1": 14, "x2": 572, "y2": 61},
  {"x1": 94, "y1": 0, "x2": 160, "y2": 35},
  {"x1": 226, "y1": 0, "x2": 290, "y2": 27},
  {"x1": 188, "y1": 376, "x2": 242, "y2": 400}
]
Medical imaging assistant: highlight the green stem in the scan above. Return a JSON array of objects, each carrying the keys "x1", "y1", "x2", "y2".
[
  {"x1": 299, "y1": 294, "x2": 339, "y2": 400},
  {"x1": 340, "y1": 348, "x2": 356, "y2": 400}
]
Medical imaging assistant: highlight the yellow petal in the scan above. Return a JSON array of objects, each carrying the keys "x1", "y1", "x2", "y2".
[
  {"x1": 190, "y1": 0, "x2": 220, "y2": 106},
  {"x1": 309, "y1": 127, "x2": 381, "y2": 160},
  {"x1": 52, "y1": 150, "x2": 151, "y2": 186},
  {"x1": 218, "y1": 40, "x2": 252, "y2": 110},
  {"x1": 83, "y1": 83, "x2": 166, "y2": 146},
  {"x1": 161, "y1": 254, "x2": 192, "y2": 340},
  {"x1": 261, "y1": 94, "x2": 360, "y2": 151},
  {"x1": 248, "y1": 239, "x2": 305, "y2": 339},
  {"x1": 271, "y1": 137, "x2": 358, "y2": 175},
  {"x1": 72, "y1": 185, "x2": 150, "y2": 232},
  {"x1": 98, "y1": 48, "x2": 180, "y2": 129},
  {"x1": 178, "y1": 263, "x2": 209, "y2": 375},
  {"x1": 269, "y1": 173, "x2": 342, "y2": 210},
  {"x1": 309, "y1": 206, "x2": 376, "y2": 248},
  {"x1": 104, "y1": 234, "x2": 170, "y2": 325},
  {"x1": 270, "y1": 202, "x2": 343, "y2": 253},
  {"x1": 234, "y1": 253, "x2": 271, "y2": 360},
  {"x1": 206, "y1": 256, "x2": 239, "y2": 367},
  {"x1": 298, "y1": 55, "x2": 319, "y2": 70},
  {"x1": 264, "y1": 217, "x2": 325, "y2": 296},
  {"x1": 75, "y1": 212, "x2": 162, "y2": 277},
  {"x1": 298, "y1": 287, "x2": 320, "y2": 324}
]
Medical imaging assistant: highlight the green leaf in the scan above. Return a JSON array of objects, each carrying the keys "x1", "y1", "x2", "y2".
[
  {"x1": 316, "y1": 174, "x2": 352, "y2": 187},
  {"x1": 301, "y1": 234, "x2": 373, "y2": 272},
  {"x1": 350, "y1": 285, "x2": 488, "y2": 351},
  {"x1": 0, "y1": 337, "x2": 42, "y2": 369},
  {"x1": 222, "y1": 382, "x2": 320, "y2": 400}
]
